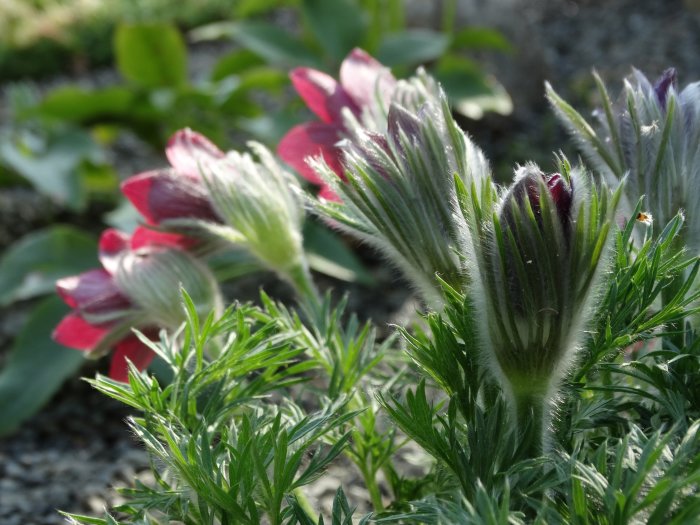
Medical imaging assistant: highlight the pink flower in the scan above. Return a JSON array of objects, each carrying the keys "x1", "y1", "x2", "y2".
[
  {"x1": 277, "y1": 48, "x2": 396, "y2": 199},
  {"x1": 53, "y1": 229, "x2": 156, "y2": 381},
  {"x1": 121, "y1": 128, "x2": 224, "y2": 241},
  {"x1": 53, "y1": 227, "x2": 220, "y2": 382}
]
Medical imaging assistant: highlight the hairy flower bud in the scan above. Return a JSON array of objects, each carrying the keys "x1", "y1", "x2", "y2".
[
  {"x1": 201, "y1": 143, "x2": 305, "y2": 275},
  {"x1": 468, "y1": 161, "x2": 620, "y2": 403},
  {"x1": 548, "y1": 67, "x2": 700, "y2": 253},
  {"x1": 114, "y1": 247, "x2": 222, "y2": 330},
  {"x1": 310, "y1": 83, "x2": 490, "y2": 305}
]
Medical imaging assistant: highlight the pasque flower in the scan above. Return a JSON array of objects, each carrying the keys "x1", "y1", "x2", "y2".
[
  {"x1": 309, "y1": 80, "x2": 490, "y2": 305},
  {"x1": 53, "y1": 228, "x2": 221, "y2": 382},
  {"x1": 277, "y1": 48, "x2": 397, "y2": 200},
  {"x1": 199, "y1": 143, "x2": 318, "y2": 305},
  {"x1": 121, "y1": 128, "x2": 225, "y2": 249},
  {"x1": 547, "y1": 68, "x2": 700, "y2": 252},
  {"x1": 122, "y1": 127, "x2": 318, "y2": 309},
  {"x1": 465, "y1": 161, "x2": 620, "y2": 453}
]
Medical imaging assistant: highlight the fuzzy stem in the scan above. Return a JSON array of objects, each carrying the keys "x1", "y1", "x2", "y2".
[
  {"x1": 514, "y1": 391, "x2": 546, "y2": 458},
  {"x1": 292, "y1": 488, "x2": 318, "y2": 522},
  {"x1": 285, "y1": 260, "x2": 323, "y2": 325}
]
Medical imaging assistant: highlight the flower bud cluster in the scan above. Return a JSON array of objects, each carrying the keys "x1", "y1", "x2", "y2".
[
  {"x1": 56, "y1": 124, "x2": 313, "y2": 379},
  {"x1": 548, "y1": 68, "x2": 700, "y2": 252},
  {"x1": 273, "y1": 51, "x2": 621, "y2": 452},
  {"x1": 53, "y1": 46, "x2": 623, "y2": 421}
]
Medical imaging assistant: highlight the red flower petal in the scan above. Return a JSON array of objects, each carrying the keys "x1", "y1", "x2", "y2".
[
  {"x1": 109, "y1": 333, "x2": 156, "y2": 383},
  {"x1": 52, "y1": 312, "x2": 112, "y2": 351},
  {"x1": 131, "y1": 226, "x2": 197, "y2": 250},
  {"x1": 121, "y1": 169, "x2": 219, "y2": 224},
  {"x1": 318, "y1": 185, "x2": 341, "y2": 202},
  {"x1": 166, "y1": 128, "x2": 224, "y2": 179},
  {"x1": 56, "y1": 269, "x2": 131, "y2": 314},
  {"x1": 340, "y1": 48, "x2": 396, "y2": 109},
  {"x1": 99, "y1": 229, "x2": 130, "y2": 275},
  {"x1": 277, "y1": 122, "x2": 344, "y2": 185},
  {"x1": 290, "y1": 68, "x2": 359, "y2": 124}
]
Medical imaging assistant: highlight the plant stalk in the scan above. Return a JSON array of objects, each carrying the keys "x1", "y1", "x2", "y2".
[
  {"x1": 514, "y1": 391, "x2": 547, "y2": 458},
  {"x1": 285, "y1": 260, "x2": 324, "y2": 327}
]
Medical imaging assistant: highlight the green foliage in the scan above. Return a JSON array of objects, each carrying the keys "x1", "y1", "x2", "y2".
[
  {"x1": 0, "y1": 0, "x2": 234, "y2": 81},
  {"x1": 0, "y1": 226, "x2": 101, "y2": 433},
  {"x1": 78, "y1": 296, "x2": 356, "y2": 524},
  {"x1": 193, "y1": 0, "x2": 512, "y2": 119},
  {"x1": 115, "y1": 23, "x2": 188, "y2": 88},
  {"x1": 0, "y1": 296, "x2": 85, "y2": 436},
  {"x1": 0, "y1": 225, "x2": 98, "y2": 306}
]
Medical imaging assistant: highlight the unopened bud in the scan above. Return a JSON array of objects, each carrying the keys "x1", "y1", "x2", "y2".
[{"x1": 114, "y1": 247, "x2": 222, "y2": 329}]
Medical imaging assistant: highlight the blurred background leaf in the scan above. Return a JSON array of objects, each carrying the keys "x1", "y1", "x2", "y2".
[
  {"x1": 114, "y1": 22, "x2": 187, "y2": 88},
  {"x1": 0, "y1": 226, "x2": 98, "y2": 306},
  {"x1": 0, "y1": 296, "x2": 85, "y2": 436}
]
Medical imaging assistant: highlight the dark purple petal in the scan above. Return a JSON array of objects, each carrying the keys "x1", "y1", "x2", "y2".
[
  {"x1": 121, "y1": 169, "x2": 219, "y2": 224},
  {"x1": 653, "y1": 68, "x2": 677, "y2": 110},
  {"x1": 387, "y1": 103, "x2": 422, "y2": 147},
  {"x1": 505, "y1": 170, "x2": 573, "y2": 233},
  {"x1": 109, "y1": 333, "x2": 156, "y2": 383},
  {"x1": 52, "y1": 312, "x2": 112, "y2": 351},
  {"x1": 546, "y1": 173, "x2": 573, "y2": 223},
  {"x1": 290, "y1": 67, "x2": 359, "y2": 125},
  {"x1": 166, "y1": 128, "x2": 225, "y2": 179},
  {"x1": 340, "y1": 48, "x2": 396, "y2": 109},
  {"x1": 277, "y1": 122, "x2": 345, "y2": 185},
  {"x1": 56, "y1": 269, "x2": 131, "y2": 314}
]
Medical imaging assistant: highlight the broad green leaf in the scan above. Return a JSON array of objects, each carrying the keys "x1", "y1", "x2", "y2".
[
  {"x1": 435, "y1": 56, "x2": 513, "y2": 119},
  {"x1": 303, "y1": 220, "x2": 375, "y2": 285},
  {"x1": 220, "y1": 68, "x2": 289, "y2": 113},
  {"x1": 0, "y1": 296, "x2": 85, "y2": 436},
  {"x1": 115, "y1": 22, "x2": 188, "y2": 88},
  {"x1": 451, "y1": 27, "x2": 512, "y2": 52},
  {"x1": 211, "y1": 49, "x2": 265, "y2": 81},
  {"x1": 103, "y1": 198, "x2": 141, "y2": 232},
  {"x1": 377, "y1": 29, "x2": 450, "y2": 67},
  {"x1": 0, "y1": 226, "x2": 98, "y2": 306},
  {"x1": 240, "y1": 112, "x2": 305, "y2": 144},
  {"x1": 234, "y1": 0, "x2": 286, "y2": 18},
  {"x1": 0, "y1": 128, "x2": 102, "y2": 210},
  {"x1": 192, "y1": 21, "x2": 321, "y2": 68},
  {"x1": 301, "y1": 0, "x2": 367, "y2": 62},
  {"x1": 208, "y1": 249, "x2": 262, "y2": 282},
  {"x1": 34, "y1": 86, "x2": 135, "y2": 122}
]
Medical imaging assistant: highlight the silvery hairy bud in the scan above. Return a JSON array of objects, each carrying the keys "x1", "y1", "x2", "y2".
[
  {"x1": 466, "y1": 160, "x2": 621, "y2": 453},
  {"x1": 547, "y1": 68, "x2": 700, "y2": 253},
  {"x1": 115, "y1": 247, "x2": 222, "y2": 330}
]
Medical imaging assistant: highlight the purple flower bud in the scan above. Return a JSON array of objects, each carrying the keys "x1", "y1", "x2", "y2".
[
  {"x1": 653, "y1": 67, "x2": 677, "y2": 110},
  {"x1": 387, "y1": 103, "x2": 422, "y2": 146},
  {"x1": 502, "y1": 169, "x2": 573, "y2": 236}
]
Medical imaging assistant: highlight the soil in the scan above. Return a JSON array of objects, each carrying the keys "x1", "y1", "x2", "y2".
[{"x1": 2, "y1": 1, "x2": 700, "y2": 523}]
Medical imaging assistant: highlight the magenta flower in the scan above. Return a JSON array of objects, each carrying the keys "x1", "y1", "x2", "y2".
[
  {"x1": 53, "y1": 227, "x2": 220, "y2": 382},
  {"x1": 121, "y1": 128, "x2": 224, "y2": 237},
  {"x1": 277, "y1": 48, "x2": 396, "y2": 199}
]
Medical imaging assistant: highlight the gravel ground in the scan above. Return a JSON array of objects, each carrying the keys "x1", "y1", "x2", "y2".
[
  {"x1": 3, "y1": 1, "x2": 700, "y2": 523},
  {"x1": 0, "y1": 373, "x2": 149, "y2": 525}
]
